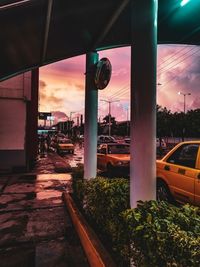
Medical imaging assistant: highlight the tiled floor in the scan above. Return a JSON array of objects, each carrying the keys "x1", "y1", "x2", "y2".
[{"x1": 0, "y1": 154, "x2": 89, "y2": 267}]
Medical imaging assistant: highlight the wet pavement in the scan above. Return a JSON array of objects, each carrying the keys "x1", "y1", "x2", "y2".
[
  {"x1": 61, "y1": 143, "x2": 84, "y2": 167},
  {"x1": 0, "y1": 153, "x2": 89, "y2": 267}
]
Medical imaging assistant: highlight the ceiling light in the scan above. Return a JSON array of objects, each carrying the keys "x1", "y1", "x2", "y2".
[{"x1": 180, "y1": 0, "x2": 191, "y2": 7}]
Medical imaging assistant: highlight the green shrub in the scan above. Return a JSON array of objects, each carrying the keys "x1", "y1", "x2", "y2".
[
  {"x1": 72, "y1": 173, "x2": 130, "y2": 266},
  {"x1": 71, "y1": 172, "x2": 200, "y2": 267},
  {"x1": 123, "y1": 201, "x2": 200, "y2": 267}
]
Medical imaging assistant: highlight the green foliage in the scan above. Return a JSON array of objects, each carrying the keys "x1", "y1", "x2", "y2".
[
  {"x1": 72, "y1": 174, "x2": 130, "y2": 266},
  {"x1": 123, "y1": 201, "x2": 200, "y2": 267},
  {"x1": 157, "y1": 106, "x2": 200, "y2": 138},
  {"x1": 71, "y1": 173, "x2": 200, "y2": 267}
]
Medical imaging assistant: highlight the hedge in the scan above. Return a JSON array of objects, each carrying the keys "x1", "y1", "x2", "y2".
[{"x1": 71, "y1": 166, "x2": 200, "y2": 267}]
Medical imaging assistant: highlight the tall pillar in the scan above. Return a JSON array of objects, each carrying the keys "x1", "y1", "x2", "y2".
[
  {"x1": 26, "y1": 69, "x2": 39, "y2": 170},
  {"x1": 130, "y1": 0, "x2": 158, "y2": 207},
  {"x1": 84, "y1": 51, "x2": 99, "y2": 179}
]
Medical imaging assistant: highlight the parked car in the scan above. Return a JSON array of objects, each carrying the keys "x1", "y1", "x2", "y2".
[
  {"x1": 156, "y1": 141, "x2": 200, "y2": 206},
  {"x1": 124, "y1": 138, "x2": 166, "y2": 147},
  {"x1": 124, "y1": 138, "x2": 130, "y2": 144},
  {"x1": 56, "y1": 138, "x2": 74, "y2": 154},
  {"x1": 79, "y1": 135, "x2": 84, "y2": 141},
  {"x1": 97, "y1": 143, "x2": 130, "y2": 175},
  {"x1": 97, "y1": 135, "x2": 117, "y2": 145},
  {"x1": 156, "y1": 138, "x2": 167, "y2": 149}
]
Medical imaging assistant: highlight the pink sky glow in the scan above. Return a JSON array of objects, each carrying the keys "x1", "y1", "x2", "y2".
[{"x1": 39, "y1": 45, "x2": 200, "y2": 124}]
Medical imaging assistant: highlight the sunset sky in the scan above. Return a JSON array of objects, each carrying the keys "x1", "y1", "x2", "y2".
[{"x1": 39, "y1": 45, "x2": 200, "y2": 124}]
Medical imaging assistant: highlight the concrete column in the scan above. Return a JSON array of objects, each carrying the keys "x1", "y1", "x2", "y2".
[
  {"x1": 130, "y1": 0, "x2": 158, "y2": 208},
  {"x1": 26, "y1": 69, "x2": 39, "y2": 170},
  {"x1": 84, "y1": 52, "x2": 99, "y2": 179}
]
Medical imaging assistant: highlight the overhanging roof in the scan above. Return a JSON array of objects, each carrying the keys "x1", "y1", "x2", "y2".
[{"x1": 0, "y1": 0, "x2": 200, "y2": 81}]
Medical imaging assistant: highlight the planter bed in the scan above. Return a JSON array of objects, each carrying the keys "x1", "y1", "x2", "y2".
[
  {"x1": 69, "y1": 166, "x2": 200, "y2": 267},
  {"x1": 63, "y1": 192, "x2": 116, "y2": 267}
]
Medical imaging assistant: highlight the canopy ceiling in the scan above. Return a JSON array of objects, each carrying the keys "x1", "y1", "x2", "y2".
[{"x1": 0, "y1": 0, "x2": 200, "y2": 81}]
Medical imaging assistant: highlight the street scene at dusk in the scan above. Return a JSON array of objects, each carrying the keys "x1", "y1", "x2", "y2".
[
  {"x1": 39, "y1": 45, "x2": 200, "y2": 124},
  {"x1": 0, "y1": 1, "x2": 200, "y2": 267}
]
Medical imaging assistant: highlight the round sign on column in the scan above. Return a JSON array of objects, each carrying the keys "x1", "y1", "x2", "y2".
[{"x1": 94, "y1": 58, "x2": 112, "y2": 89}]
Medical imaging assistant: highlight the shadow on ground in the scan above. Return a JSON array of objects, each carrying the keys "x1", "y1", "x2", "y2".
[{"x1": 0, "y1": 153, "x2": 89, "y2": 267}]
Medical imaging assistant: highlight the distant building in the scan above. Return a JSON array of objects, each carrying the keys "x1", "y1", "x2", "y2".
[{"x1": 56, "y1": 120, "x2": 74, "y2": 135}]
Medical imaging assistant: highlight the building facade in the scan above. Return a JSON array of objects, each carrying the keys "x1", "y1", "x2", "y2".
[{"x1": 0, "y1": 70, "x2": 39, "y2": 172}]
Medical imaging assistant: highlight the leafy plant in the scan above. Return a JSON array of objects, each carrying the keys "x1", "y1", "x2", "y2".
[
  {"x1": 71, "y1": 171, "x2": 200, "y2": 267},
  {"x1": 123, "y1": 201, "x2": 200, "y2": 267}
]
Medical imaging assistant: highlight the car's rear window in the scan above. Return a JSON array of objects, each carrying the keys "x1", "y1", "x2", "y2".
[
  {"x1": 59, "y1": 139, "x2": 71, "y2": 144},
  {"x1": 108, "y1": 145, "x2": 130, "y2": 154}
]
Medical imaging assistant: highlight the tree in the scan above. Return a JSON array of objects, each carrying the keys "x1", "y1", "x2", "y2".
[
  {"x1": 103, "y1": 114, "x2": 116, "y2": 125},
  {"x1": 156, "y1": 105, "x2": 172, "y2": 138},
  {"x1": 186, "y1": 109, "x2": 200, "y2": 137}
]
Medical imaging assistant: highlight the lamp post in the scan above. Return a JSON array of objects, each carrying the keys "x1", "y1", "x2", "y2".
[
  {"x1": 69, "y1": 111, "x2": 76, "y2": 137},
  {"x1": 178, "y1": 92, "x2": 191, "y2": 141},
  {"x1": 100, "y1": 99, "x2": 119, "y2": 136},
  {"x1": 126, "y1": 106, "x2": 129, "y2": 136},
  {"x1": 178, "y1": 92, "x2": 191, "y2": 114}
]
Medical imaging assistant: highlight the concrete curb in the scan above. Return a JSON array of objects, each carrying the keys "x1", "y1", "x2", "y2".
[{"x1": 62, "y1": 193, "x2": 116, "y2": 267}]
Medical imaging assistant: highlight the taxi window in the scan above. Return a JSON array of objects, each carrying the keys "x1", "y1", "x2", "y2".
[
  {"x1": 167, "y1": 144, "x2": 199, "y2": 169},
  {"x1": 58, "y1": 139, "x2": 71, "y2": 144},
  {"x1": 108, "y1": 145, "x2": 130, "y2": 154}
]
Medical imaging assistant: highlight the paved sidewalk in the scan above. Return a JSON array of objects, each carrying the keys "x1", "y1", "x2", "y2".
[{"x1": 0, "y1": 153, "x2": 89, "y2": 267}]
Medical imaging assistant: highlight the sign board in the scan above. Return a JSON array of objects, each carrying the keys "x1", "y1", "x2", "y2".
[
  {"x1": 38, "y1": 112, "x2": 52, "y2": 120},
  {"x1": 94, "y1": 58, "x2": 112, "y2": 90},
  {"x1": 47, "y1": 116, "x2": 54, "y2": 121}
]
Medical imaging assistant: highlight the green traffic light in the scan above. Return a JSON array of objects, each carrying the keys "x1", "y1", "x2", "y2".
[{"x1": 180, "y1": 0, "x2": 191, "y2": 7}]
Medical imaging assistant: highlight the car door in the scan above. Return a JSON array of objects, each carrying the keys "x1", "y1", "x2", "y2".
[
  {"x1": 164, "y1": 143, "x2": 199, "y2": 204},
  {"x1": 194, "y1": 146, "x2": 200, "y2": 206}
]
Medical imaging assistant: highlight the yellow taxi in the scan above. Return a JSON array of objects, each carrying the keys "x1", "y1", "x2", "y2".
[
  {"x1": 57, "y1": 138, "x2": 74, "y2": 154},
  {"x1": 97, "y1": 143, "x2": 130, "y2": 175},
  {"x1": 156, "y1": 141, "x2": 200, "y2": 206}
]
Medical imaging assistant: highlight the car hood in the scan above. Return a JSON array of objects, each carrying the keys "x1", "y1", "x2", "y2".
[{"x1": 108, "y1": 154, "x2": 130, "y2": 161}]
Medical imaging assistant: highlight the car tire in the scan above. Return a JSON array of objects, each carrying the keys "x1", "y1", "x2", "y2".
[{"x1": 156, "y1": 180, "x2": 174, "y2": 203}]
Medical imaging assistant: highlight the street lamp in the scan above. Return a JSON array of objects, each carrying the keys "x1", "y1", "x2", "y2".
[
  {"x1": 100, "y1": 99, "x2": 119, "y2": 136},
  {"x1": 70, "y1": 111, "x2": 76, "y2": 121},
  {"x1": 178, "y1": 92, "x2": 191, "y2": 114},
  {"x1": 178, "y1": 91, "x2": 191, "y2": 141}
]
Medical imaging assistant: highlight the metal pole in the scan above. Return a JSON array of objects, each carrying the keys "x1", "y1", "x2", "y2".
[
  {"x1": 130, "y1": 0, "x2": 158, "y2": 208},
  {"x1": 101, "y1": 99, "x2": 119, "y2": 137},
  {"x1": 183, "y1": 94, "x2": 186, "y2": 141},
  {"x1": 84, "y1": 51, "x2": 99, "y2": 179},
  {"x1": 108, "y1": 101, "x2": 111, "y2": 136},
  {"x1": 184, "y1": 94, "x2": 186, "y2": 114},
  {"x1": 178, "y1": 92, "x2": 191, "y2": 141},
  {"x1": 126, "y1": 107, "x2": 129, "y2": 136}
]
